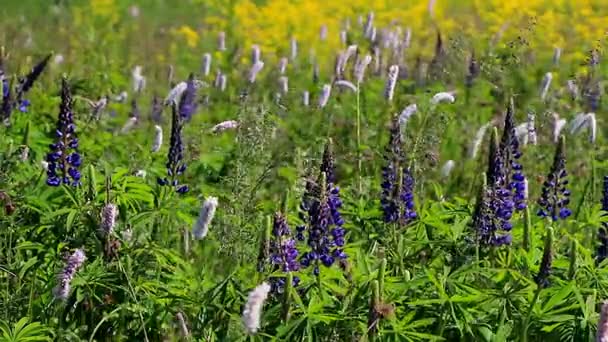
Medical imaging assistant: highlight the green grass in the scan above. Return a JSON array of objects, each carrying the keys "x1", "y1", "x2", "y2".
[{"x1": 0, "y1": 1, "x2": 607, "y2": 341}]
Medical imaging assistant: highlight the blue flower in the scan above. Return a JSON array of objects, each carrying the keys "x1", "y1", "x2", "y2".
[
  {"x1": 157, "y1": 104, "x2": 188, "y2": 193},
  {"x1": 476, "y1": 103, "x2": 527, "y2": 246},
  {"x1": 178, "y1": 74, "x2": 197, "y2": 120},
  {"x1": 46, "y1": 78, "x2": 81, "y2": 187},
  {"x1": 269, "y1": 212, "x2": 300, "y2": 293},
  {"x1": 537, "y1": 137, "x2": 570, "y2": 221},
  {"x1": 299, "y1": 176, "x2": 347, "y2": 274},
  {"x1": 380, "y1": 117, "x2": 417, "y2": 225}
]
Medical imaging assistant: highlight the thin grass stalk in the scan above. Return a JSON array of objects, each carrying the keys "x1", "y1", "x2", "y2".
[{"x1": 282, "y1": 272, "x2": 293, "y2": 322}]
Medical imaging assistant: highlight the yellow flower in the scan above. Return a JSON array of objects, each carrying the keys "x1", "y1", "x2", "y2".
[
  {"x1": 90, "y1": 0, "x2": 116, "y2": 17},
  {"x1": 175, "y1": 25, "x2": 199, "y2": 48}
]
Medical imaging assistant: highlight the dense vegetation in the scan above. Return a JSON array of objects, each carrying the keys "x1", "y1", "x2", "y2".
[{"x1": 1, "y1": 1, "x2": 608, "y2": 341}]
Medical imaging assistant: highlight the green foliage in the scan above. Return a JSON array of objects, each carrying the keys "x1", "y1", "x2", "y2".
[{"x1": 0, "y1": 1, "x2": 607, "y2": 341}]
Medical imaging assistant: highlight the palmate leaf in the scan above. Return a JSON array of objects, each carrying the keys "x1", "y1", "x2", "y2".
[{"x1": 0, "y1": 318, "x2": 52, "y2": 342}]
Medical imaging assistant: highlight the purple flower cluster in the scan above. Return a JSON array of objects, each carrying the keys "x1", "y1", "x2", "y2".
[
  {"x1": 473, "y1": 182, "x2": 513, "y2": 246},
  {"x1": 534, "y1": 228, "x2": 553, "y2": 288},
  {"x1": 299, "y1": 180, "x2": 347, "y2": 275},
  {"x1": 297, "y1": 142, "x2": 347, "y2": 275},
  {"x1": 498, "y1": 103, "x2": 527, "y2": 212},
  {"x1": 380, "y1": 117, "x2": 417, "y2": 225},
  {"x1": 476, "y1": 104, "x2": 526, "y2": 246},
  {"x1": 1, "y1": 54, "x2": 50, "y2": 121},
  {"x1": 537, "y1": 137, "x2": 571, "y2": 221},
  {"x1": 598, "y1": 176, "x2": 608, "y2": 263},
  {"x1": 53, "y1": 248, "x2": 86, "y2": 300},
  {"x1": 269, "y1": 212, "x2": 300, "y2": 293},
  {"x1": 150, "y1": 95, "x2": 163, "y2": 123},
  {"x1": 46, "y1": 79, "x2": 82, "y2": 187},
  {"x1": 178, "y1": 74, "x2": 197, "y2": 120},
  {"x1": 157, "y1": 105, "x2": 188, "y2": 193}
]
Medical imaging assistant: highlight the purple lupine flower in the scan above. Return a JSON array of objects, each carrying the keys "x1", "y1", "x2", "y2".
[
  {"x1": 320, "y1": 140, "x2": 336, "y2": 184},
  {"x1": 53, "y1": 248, "x2": 86, "y2": 300},
  {"x1": 150, "y1": 94, "x2": 163, "y2": 123},
  {"x1": 537, "y1": 137, "x2": 570, "y2": 221},
  {"x1": 299, "y1": 142, "x2": 347, "y2": 275},
  {"x1": 100, "y1": 203, "x2": 118, "y2": 236},
  {"x1": 483, "y1": 102, "x2": 526, "y2": 245},
  {"x1": 473, "y1": 180, "x2": 513, "y2": 246},
  {"x1": 534, "y1": 227, "x2": 554, "y2": 288},
  {"x1": 598, "y1": 176, "x2": 608, "y2": 263},
  {"x1": 269, "y1": 212, "x2": 300, "y2": 293},
  {"x1": 474, "y1": 126, "x2": 513, "y2": 246},
  {"x1": 380, "y1": 117, "x2": 416, "y2": 225},
  {"x1": 1, "y1": 77, "x2": 12, "y2": 122},
  {"x1": 46, "y1": 78, "x2": 81, "y2": 187},
  {"x1": 299, "y1": 175, "x2": 346, "y2": 275},
  {"x1": 498, "y1": 102, "x2": 527, "y2": 212},
  {"x1": 178, "y1": 74, "x2": 197, "y2": 120},
  {"x1": 15, "y1": 53, "x2": 51, "y2": 112},
  {"x1": 157, "y1": 104, "x2": 188, "y2": 194}
]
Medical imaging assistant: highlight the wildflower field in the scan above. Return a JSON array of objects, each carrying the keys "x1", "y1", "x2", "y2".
[{"x1": 3, "y1": 0, "x2": 608, "y2": 341}]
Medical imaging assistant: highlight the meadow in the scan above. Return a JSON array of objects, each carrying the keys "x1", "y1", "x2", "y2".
[{"x1": 1, "y1": 0, "x2": 608, "y2": 341}]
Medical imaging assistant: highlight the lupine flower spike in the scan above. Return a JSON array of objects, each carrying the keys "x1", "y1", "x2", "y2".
[
  {"x1": 268, "y1": 212, "x2": 300, "y2": 293},
  {"x1": 477, "y1": 101, "x2": 526, "y2": 246},
  {"x1": 380, "y1": 116, "x2": 417, "y2": 225},
  {"x1": 598, "y1": 176, "x2": 608, "y2": 263},
  {"x1": 46, "y1": 78, "x2": 81, "y2": 187},
  {"x1": 178, "y1": 74, "x2": 197, "y2": 119},
  {"x1": 535, "y1": 227, "x2": 554, "y2": 288},
  {"x1": 299, "y1": 172, "x2": 347, "y2": 275},
  {"x1": 157, "y1": 105, "x2": 189, "y2": 193},
  {"x1": 498, "y1": 100, "x2": 527, "y2": 211},
  {"x1": 15, "y1": 53, "x2": 52, "y2": 113},
  {"x1": 53, "y1": 249, "x2": 86, "y2": 300},
  {"x1": 473, "y1": 128, "x2": 513, "y2": 246},
  {"x1": 100, "y1": 203, "x2": 118, "y2": 237},
  {"x1": 537, "y1": 136, "x2": 571, "y2": 221}
]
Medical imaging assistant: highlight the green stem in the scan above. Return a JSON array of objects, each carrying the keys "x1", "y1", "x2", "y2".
[
  {"x1": 568, "y1": 239, "x2": 577, "y2": 280},
  {"x1": 523, "y1": 207, "x2": 531, "y2": 252},
  {"x1": 522, "y1": 287, "x2": 542, "y2": 342},
  {"x1": 356, "y1": 82, "x2": 362, "y2": 196},
  {"x1": 282, "y1": 273, "x2": 293, "y2": 322}
]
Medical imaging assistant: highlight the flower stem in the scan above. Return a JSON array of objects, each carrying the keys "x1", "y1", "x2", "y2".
[
  {"x1": 356, "y1": 82, "x2": 362, "y2": 196},
  {"x1": 522, "y1": 287, "x2": 542, "y2": 342}
]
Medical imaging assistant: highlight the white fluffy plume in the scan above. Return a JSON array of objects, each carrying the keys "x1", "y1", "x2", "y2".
[
  {"x1": 152, "y1": 125, "x2": 163, "y2": 152},
  {"x1": 242, "y1": 282, "x2": 271, "y2": 335},
  {"x1": 192, "y1": 197, "x2": 218, "y2": 240}
]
